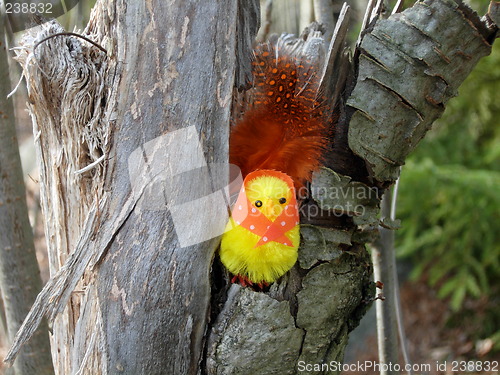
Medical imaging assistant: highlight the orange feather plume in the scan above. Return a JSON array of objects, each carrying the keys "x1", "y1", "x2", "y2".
[{"x1": 230, "y1": 38, "x2": 333, "y2": 191}]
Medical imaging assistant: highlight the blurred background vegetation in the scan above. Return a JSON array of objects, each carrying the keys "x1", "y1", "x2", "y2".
[{"x1": 396, "y1": 0, "x2": 500, "y2": 352}]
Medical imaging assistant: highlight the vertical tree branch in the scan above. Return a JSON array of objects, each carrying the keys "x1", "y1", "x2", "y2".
[
  {"x1": 313, "y1": 0, "x2": 335, "y2": 41},
  {"x1": 0, "y1": 8, "x2": 53, "y2": 375},
  {"x1": 372, "y1": 187, "x2": 400, "y2": 375}
]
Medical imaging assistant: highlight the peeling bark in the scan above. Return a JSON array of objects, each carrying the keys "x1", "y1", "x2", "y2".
[
  {"x1": 348, "y1": 0, "x2": 495, "y2": 183},
  {"x1": 0, "y1": 11, "x2": 53, "y2": 375},
  {"x1": 5, "y1": 0, "x2": 241, "y2": 373}
]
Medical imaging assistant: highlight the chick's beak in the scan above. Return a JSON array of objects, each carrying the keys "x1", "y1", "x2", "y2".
[{"x1": 263, "y1": 199, "x2": 280, "y2": 221}]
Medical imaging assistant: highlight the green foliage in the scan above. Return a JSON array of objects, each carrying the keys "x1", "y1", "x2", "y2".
[
  {"x1": 396, "y1": 41, "x2": 500, "y2": 312},
  {"x1": 397, "y1": 160, "x2": 500, "y2": 310}
]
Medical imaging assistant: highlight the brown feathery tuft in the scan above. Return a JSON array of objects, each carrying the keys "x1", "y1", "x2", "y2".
[{"x1": 230, "y1": 39, "x2": 334, "y2": 191}]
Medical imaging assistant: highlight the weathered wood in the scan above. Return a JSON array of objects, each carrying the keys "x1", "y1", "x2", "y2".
[
  {"x1": 312, "y1": 167, "x2": 380, "y2": 226},
  {"x1": 206, "y1": 286, "x2": 304, "y2": 375},
  {"x1": 5, "y1": 0, "x2": 248, "y2": 373},
  {"x1": 3, "y1": 16, "x2": 109, "y2": 372},
  {"x1": 256, "y1": 0, "x2": 313, "y2": 40},
  {"x1": 318, "y1": 3, "x2": 351, "y2": 107},
  {"x1": 487, "y1": 1, "x2": 500, "y2": 29},
  {"x1": 314, "y1": 0, "x2": 335, "y2": 41},
  {"x1": 90, "y1": 1, "x2": 242, "y2": 372},
  {"x1": 235, "y1": 0, "x2": 260, "y2": 89},
  {"x1": 0, "y1": 12, "x2": 53, "y2": 375}
]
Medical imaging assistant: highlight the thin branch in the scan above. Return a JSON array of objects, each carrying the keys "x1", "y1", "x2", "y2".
[
  {"x1": 373, "y1": 187, "x2": 399, "y2": 375},
  {"x1": 391, "y1": 175, "x2": 413, "y2": 375},
  {"x1": 313, "y1": 0, "x2": 335, "y2": 41},
  {"x1": 33, "y1": 32, "x2": 107, "y2": 54},
  {"x1": 260, "y1": 0, "x2": 274, "y2": 42},
  {"x1": 391, "y1": 0, "x2": 405, "y2": 15}
]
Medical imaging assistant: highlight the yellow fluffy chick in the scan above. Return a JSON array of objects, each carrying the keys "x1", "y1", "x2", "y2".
[{"x1": 220, "y1": 170, "x2": 300, "y2": 286}]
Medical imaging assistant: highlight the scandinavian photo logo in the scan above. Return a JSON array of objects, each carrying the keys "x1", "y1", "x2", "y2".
[{"x1": 128, "y1": 126, "x2": 242, "y2": 248}]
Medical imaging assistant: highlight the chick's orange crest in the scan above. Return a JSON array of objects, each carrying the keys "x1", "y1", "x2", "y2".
[
  {"x1": 231, "y1": 170, "x2": 299, "y2": 248},
  {"x1": 230, "y1": 38, "x2": 331, "y2": 190}
]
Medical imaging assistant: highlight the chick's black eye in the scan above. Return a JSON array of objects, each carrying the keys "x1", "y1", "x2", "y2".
[
  {"x1": 255, "y1": 200, "x2": 263, "y2": 208},
  {"x1": 279, "y1": 197, "x2": 287, "y2": 204}
]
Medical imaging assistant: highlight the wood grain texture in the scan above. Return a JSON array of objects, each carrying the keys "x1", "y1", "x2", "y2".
[
  {"x1": 235, "y1": 0, "x2": 260, "y2": 89},
  {"x1": 87, "y1": 0, "x2": 241, "y2": 373},
  {"x1": 4, "y1": 16, "x2": 109, "y2": 372},
  {"x1": 0, "y1": 16, "x2": 53, "y2": 375},
  {"x1": 5, "y1": 0, "x2": 247, "y2": 373}
]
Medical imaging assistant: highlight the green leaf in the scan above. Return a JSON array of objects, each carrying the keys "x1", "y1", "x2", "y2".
[{"x1": 450, "y1": 283, "x2": 467, "y2": 312}]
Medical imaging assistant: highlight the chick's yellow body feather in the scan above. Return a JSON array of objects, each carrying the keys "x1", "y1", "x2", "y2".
[
  {"x1": 221, "y1": 219, "x2": 299, "y2": 284},
  {"x1": 220, "y1": 172, "x2": 300, "y2": 284}
]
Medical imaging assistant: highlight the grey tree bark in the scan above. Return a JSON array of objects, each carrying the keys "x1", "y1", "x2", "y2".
[
  {"x1": 4, "y1": 1, "x2": 243, "y2": 373},
  {"x1": 2, "y1": 0, "x2": 498, "y2": 374},
  {"x1": 0, "y1": 9, "x2": 53, "y2": 375}
]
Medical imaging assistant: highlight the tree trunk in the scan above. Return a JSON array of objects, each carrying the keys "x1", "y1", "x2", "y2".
[
  {"x1": 5, "y1": 0, "x2": 243, "y2": 373},
  {"x1": 0, "y1": 10, "x2": 53, "y2": 375},
  {"x1": 4, "y1": 0, "x2": 498, "y2": 374}
]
